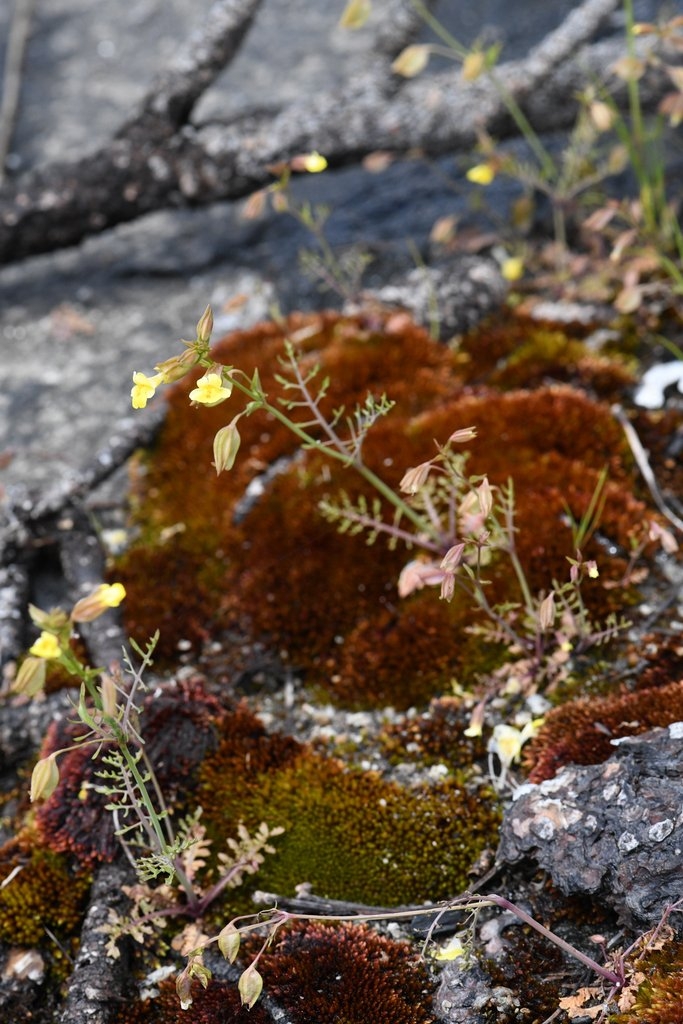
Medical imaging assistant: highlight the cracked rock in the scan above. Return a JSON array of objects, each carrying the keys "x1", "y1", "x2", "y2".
[{"x1": 497, "y1": 722, "x2": 683, "y2": 927}]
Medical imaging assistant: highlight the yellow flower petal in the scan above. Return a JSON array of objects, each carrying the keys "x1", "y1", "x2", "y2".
[
  {"x1": 501, "y1": 256, "x2": 524, "y2": 281},
  {"x1": 29, "y1": 632, "x2": 62, "y2": 660},
  {"x1": 466, "y1": 163, "x2": 496, "y2": 185},
  {"x1": 189, "y1": 373, "x2": 233, "y2": 407},
  {"x1": 131, "y1": 371, "x2": 163, "y2": 410},
  {"x1": 301, "y1": 152, "x2": 327, "y2": 173}
]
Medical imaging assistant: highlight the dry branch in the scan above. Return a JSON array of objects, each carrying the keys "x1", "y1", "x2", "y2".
[{"x1": 0, "y1": 0, "x2": 665, "y2": 265}]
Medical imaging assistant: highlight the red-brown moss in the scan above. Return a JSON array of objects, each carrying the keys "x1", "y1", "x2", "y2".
[
  {"x1": 115, "y1": 312, "x2": 654, "y2": 708},
  {"x1": 114, "y1": 978, "x2": 271, "y2": 1023},
  {"x1": 458, "y1": 309, "x2": 635, "y2": 398},
  {"x1": 257, "y1": 920, "x2": 437, "y2": 1024},
  {"x1": 36, "y1": 679, "x2": 227, "y2": 864},
  {"x1": 525, "y1": 678, "x2": 683, "y2": 782}
]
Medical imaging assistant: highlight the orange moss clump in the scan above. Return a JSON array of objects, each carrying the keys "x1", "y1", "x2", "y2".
[
  {"x1": 612, "y1": 940, "x2": 683, "y2": 1024},
  {"x1": 115, "y1": 310, "x2": 653, "y2": 709},
  {"x1": 525, "y1": 678, "x2": 683, "y2": 782}
]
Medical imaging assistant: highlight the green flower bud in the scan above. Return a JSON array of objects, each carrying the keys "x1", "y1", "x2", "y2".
[
  {"x1": 196, "y1": 306, "x2": 214, "y2": 344},
  {"x1": 213, "y1": 419, "x2": 241, "y2": 475},
  {"x1": 11, "y1": 657, "x2": 47, "y2": 697},
  {"x1": 238, "y1": 963, "x2": 263, "y2": 1008},
  {"x1": 30, "y1": 753, "x2": 59, "y2": 802},
  {"x1": 218, "y1": 923, "x2": 241, "y2": 963}
]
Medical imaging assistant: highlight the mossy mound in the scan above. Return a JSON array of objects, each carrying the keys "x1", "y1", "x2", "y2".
[
  {"x1": 113, "y1": 310, "x2": 651, "y2": 709},
  {"x1": 524, "y1": 678, "x2": 683, "y2": 782},
  {"x1": 196, "y1": 705, "x2": 500, "y2": 907},
  {"x1": 257, "y1": 920, "x2": 437, "y2": 1024},
  {"x1": 0, "y1": 835, "x2": 90, "y2": 974}
]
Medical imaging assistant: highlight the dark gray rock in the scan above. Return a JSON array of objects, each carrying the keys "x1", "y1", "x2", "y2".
[{"x1": 498, "y1": 722, "x2": 683, "y2": 928}]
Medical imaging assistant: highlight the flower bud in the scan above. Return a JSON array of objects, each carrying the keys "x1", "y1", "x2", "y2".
[
  {"x1": 399, "y1": 461, "x2": 433, "y2": 495},
  {"x1": 538, "y1": 592, "x2": 556, "y2": 631},
  {"x1": 440, "y1": 543, "x2": 465, "y2": 572},
  {"x1": 463, "y1": 699, "x2": 486, "y2": 738},
  {"x1": 100, "y1": 674, "x2": 118, "y2": 718},
  {"x1": 238, "y1": 963, "x2": 263, "y2": 1009},
  {"x1": 29, "y1": 632, "x2": 62, "y2": 660},
  {"x1": 448, "y1": 426, "x2": 477, "y2": 444},
  {"x1": 196, "y1": 306, "x2": 214, "y2": 344},
  {"x1": 462, "y1": 51, "x2": 486, "y2": 81},
  {"x1": 154, "y1": 347, "x2": 200, "y2": 385},
  {"x1": 175, "y1": 969, "x2": 193, "y2": 1011},
  {"x1": 71, "y1": 583, "x2": 126, "y2": 623},
  {"x1": 477, "y1": 477, "x2": 493, "y2": 518},
  {"x1": 30, "y1": 753, "x2": 59, "y2": 802},
  {"x1": 11, "y1": 657, "x2": 47, "y2": 697},
  {"x1": 648, "y1": 521, "x2": 679, "y2": 554},
  {"x1": 213, "y1": 420, "x2": 241, "y2": 475},
  {"x1": 189, "y1": 960, "x2": 211, "y2": 988},
  {"x1": 218, "y1": 923, "x2": 241, "y2": 963},
  {"x1": 28, "y1": 605, "x2": 69, "y2": 632}
]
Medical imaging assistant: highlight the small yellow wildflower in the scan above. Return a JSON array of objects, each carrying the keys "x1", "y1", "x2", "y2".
[
  {"x1": 131, "y1": 371, "x2": 163, "y2": 410},
  {"x1": 29, "y1": 632, "x2": 62, "y2": 660},
  {"x1": 466, "y1": 163, "x2": 495, "y2": 185},
  {"x1": 501, "y1": 256, "x2": 524, "y2": 281},
  {"x1": 302, "y1": 152, "x2": 328, "y2": 173},
  {"x1": 71, "y1": 583, "x2": 126, "y2": 623},
  {"x1": 189, "y1": 373, "x2": 233, "y2": 407},
  {"x1": 432, "y1": 935, "x2": 466, "y2": 961}
]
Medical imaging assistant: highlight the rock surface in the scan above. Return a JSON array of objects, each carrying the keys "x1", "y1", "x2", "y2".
[{"x1": 498, "y1": 722, "x2": 683, "y2": 928}]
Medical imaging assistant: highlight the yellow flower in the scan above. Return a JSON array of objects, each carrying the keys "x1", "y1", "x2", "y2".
[
  {"x1": 466, "y1": 163, "x2": 496, "y2": 185},
  {"x1": 189, "y1": 373, "x2": 233, "y2": 407},
  {"x1": 432, "y1": 935, "x2": 466, "y2": 961},
  {"x1": 131, "y1": 371, "x2": 163, "y2": 409},
  {"x1": 301, "y1": 152, "x2": 327, "y2": 173},
  {"x1": 501, "y1": 256, "x2": 524, "y2": 281},
  {"x1": 29, "y1": 632, "x2": 62, "y2": 660},
  {"x1": 71, "y1": 583, "x2": 126, "y2": 623}
]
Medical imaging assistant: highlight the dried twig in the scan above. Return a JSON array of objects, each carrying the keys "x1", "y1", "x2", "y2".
[
  {"x1": 0, "y1": 0, "x2": 664, "y2": 264},
  {"x1": 612, "y1": 404, "x2": 683, "y2": 534}
]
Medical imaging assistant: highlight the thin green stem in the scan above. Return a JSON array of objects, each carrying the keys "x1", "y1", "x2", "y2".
[
  {"x1": 498, "y1": 482, "x2": 535, "y2": 616},
  {"x1": 408, "y1": 0, "x2": 555, "y2": 179},
  {"x1": 227, "y1": 374, "x2": 440, "y2": 541}
]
